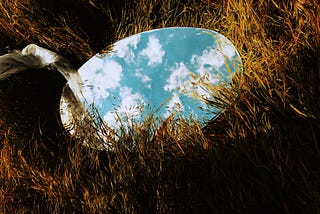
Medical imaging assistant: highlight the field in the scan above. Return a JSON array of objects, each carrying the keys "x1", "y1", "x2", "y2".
[{"x1": 0, "y1": 0, "x2": 319, "y2": 213}]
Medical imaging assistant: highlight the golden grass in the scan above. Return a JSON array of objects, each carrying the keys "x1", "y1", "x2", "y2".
[{"x1": 0, "y1": 0, "x2": 319, "y2": 213}]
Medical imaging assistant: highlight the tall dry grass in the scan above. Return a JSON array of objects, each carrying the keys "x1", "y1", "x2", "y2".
[{"x1": 0, "y1": 0, "x2": 319, "y2": 213}]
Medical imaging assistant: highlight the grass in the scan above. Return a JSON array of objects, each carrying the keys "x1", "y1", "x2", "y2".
[{"x1": 0, "y1": 0, "x2": 319, "y2": 213}]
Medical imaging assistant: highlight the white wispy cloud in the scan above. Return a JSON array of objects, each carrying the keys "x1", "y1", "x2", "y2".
[
  {"x1": 118, "y1": 86, "x2": 144, "y2": 113},
  {"x1": 102, "y1": 60, "x2": 123, "y2": 90},
  {"x1": 163, "y1": 93, "x2": 184, "y2": 118},
  {"x1": 135, "y1": 68, "x2": 151, "y2": 83},
  {"x1": 114, "y1": 34, "x2": 141, "y2": 63},
  {"x1": 190, "y1": 48, "x2": 223, "y2": 86},
  {"x1": 103, "y1": 86, "x2": 144, "y2": 128},
  {"x1": 191, "y1": 48, "x2": 225, "y2": 70},
  {"x1": 216, "y1": 35, "x2": 236, "y2": 58},
  {"x1": 164, "y1": 62, "x2": 190, "y2": 92},
  {"x1": 80, "y1": 59, "x2": 123, "y2": 105},
  {"x1": 195, "y1": 85, "x2": 211, "y2": 100},
  {"x1": 140, "y1": 35, "x2": 165, "y2": 66},
  {"x1": 79, "y1": 56, "x2": 104, "y2": 75},
  {"x1": 103, "y1": 111, "x2": 118, "y2": 129}
]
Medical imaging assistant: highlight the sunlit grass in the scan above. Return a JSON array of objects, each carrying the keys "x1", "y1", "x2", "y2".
[{"x1": 0, "y1": 0, "x2": 319, "y2": 212}]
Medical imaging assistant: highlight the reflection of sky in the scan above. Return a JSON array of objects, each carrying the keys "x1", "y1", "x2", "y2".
[{"x1": 78, "y1": 28, "x2": 242, "y2": 129}]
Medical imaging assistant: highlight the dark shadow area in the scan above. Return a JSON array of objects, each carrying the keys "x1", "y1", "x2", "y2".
[{"x1": 0, "y1": 68, "x2": 66, "y2": 138}]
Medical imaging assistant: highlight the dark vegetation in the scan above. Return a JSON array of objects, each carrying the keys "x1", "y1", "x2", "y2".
[{"x1": 0, "y1": 0, "x2": 319, "y2": 213}]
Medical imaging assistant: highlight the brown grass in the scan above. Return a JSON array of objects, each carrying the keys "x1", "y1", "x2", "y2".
[{"x1": 0, "y1": 0, "x2": 319, "y2": 213}]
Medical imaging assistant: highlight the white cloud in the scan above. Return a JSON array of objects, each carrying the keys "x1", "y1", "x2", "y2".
[
  {"x1": 164, "y1": 93, "x2": 184, "y2": 117},
  {"x1": 80, "y1": 59, "x2": 123, "y2": 105},
  {"x1": 80, "y1": 57, "x2": 104, "y2": 76},
  {"x1": 189, "y1": 48, "x2": 224, "y2": 86},
  {"x1": 221, "y1": 42, "x2": 236, "y2": 58},
  {"x1": 135, "y1": 68, "x2": 151, "y2": 83},
  {"x1": 103, "y1": 111, "x2": 118, "y2": 129},
  {"x1": 102, "y1": 60, "x2": 123, "y2": 89},
  {"x1": 114, "y1": 34, "x2": 141, "y2": 63},
  {"x1": 196, "y1": 85, "x2": 211, "y2": 100},
  {"x1": 118, "y1": 86, "x2": 144, "y2": 113},
  {"x1": 103, "y1": 86, "x2": 145, "y2": 128},
  {"x1": 191, "y1": 48, "x2": 225, "y2": 70},
  {"x1": 216, "y1": 35, "x2": 236, "y2": 58},
  {"x1": 140, "y1": 35, "x2": 165, "y2": 66},
  {"x1": 164, "y1": 62, "x2": 190, "y2": 92}
]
